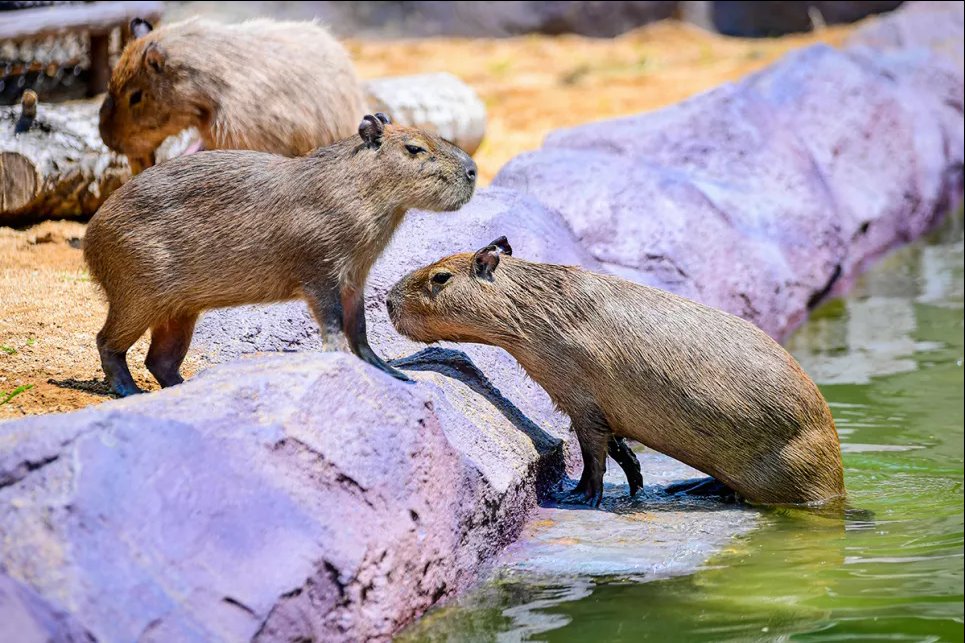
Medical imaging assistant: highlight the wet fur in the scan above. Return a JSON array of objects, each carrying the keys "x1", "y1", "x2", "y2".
[
  {"x1": 100, "y1": 18, "x2": 366, "y2": 166},
  {"x1": 388, "y1": 253, "x2": 845, "y2": 505}
]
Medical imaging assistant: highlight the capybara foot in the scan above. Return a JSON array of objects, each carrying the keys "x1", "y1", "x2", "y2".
[
  {"x1": 98, "y1": 347, "x2": 142, "y2": 398},
  {"x1": 382, "y1": 364, "x2": 413, "y2": 382},
  {"x1": 665, "y1": 477, "x2": 736, "y2": 500},
  {"x1": 559, "y1": 480, "x2": 604, "y2": 508},
  {"x1": 360, "y1": 346, "x2": 412, "y2": 382},
  {"x1": 111, "y1": 381, "x2": 144, "y2": 397},
  {"x1": 608, "y1": 436, "x2": 643, "y2": 497}
]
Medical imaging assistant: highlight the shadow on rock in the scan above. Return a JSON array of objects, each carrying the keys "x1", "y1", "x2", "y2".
[{"x1": 392, "y1": 346, "x2": 566, "y2": 493}]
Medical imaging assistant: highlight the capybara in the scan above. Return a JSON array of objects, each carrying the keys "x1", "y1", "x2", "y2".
[
  {"x1": 84, "y1": 114, "x2": 476, "y2": 396},
  {"x1": 99, "y1": 17, "x2": 366, "y2": 173},
  {"x1": 386, "y1": 237, "x2": 845, "y2": 506}
]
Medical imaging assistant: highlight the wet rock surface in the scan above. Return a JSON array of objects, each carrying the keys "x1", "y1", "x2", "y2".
[
  {"x1": 498, "y1": 453, "x2": 759, "y2": 579},
  {"x1": 1, "y1": 3, "x2": 962, "y2": 641}
]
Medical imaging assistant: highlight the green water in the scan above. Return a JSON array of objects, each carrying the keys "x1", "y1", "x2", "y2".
[{"x1": 403, "y1": 212, "x2": 964, "y2": 642}]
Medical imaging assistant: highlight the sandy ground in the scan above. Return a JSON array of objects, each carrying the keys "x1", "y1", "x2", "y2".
[{"x1": 0, "y1": 20, "x2": 851, "y2": 419}]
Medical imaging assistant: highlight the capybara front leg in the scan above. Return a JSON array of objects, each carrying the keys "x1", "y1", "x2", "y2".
[
  {"x1": 96, "y1": 306, "x2": 149, "y2": 397},
  {"x1": 562, "y1": 410, "x2": 610, "y2": 508},
  {"x1": 145, "y1": 314, "x2": 198, "y2": 388},
  {"x1": 608, "y1": 436, "x2": 643, "y2": 497},
  {"x1": 340, "y1": 285, "x2": 411, "y2": 382}
]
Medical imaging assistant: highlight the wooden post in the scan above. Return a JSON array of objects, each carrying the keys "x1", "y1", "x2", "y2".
[{"x1": 87, "y1": 32, "x2": 110, "y2": 97}]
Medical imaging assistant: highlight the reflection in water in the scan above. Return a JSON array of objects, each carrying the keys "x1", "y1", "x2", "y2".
[
  {"x1": 401, "y1": 210, "x2": 964, "y2": 642},
  {"x1": 789, "y1": 227, "x2": 963, "y2": 385}
]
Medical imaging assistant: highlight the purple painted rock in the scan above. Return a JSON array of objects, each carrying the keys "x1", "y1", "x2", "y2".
[
  {"x1": 0, "y1": 573, "x2": 92, "y2": 643},
  {"x1": 0, "y1": 352, "x2": 566, "y2": 641},
  {"x1": 494, "y1": 40, "x2": 963, "y2": 340},
  {"x1": 848, "y1": 0, "x2": 965, "y2": 70}
]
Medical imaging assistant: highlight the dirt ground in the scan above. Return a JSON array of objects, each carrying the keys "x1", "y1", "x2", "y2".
[{"x1": 0, "y1": 20, "x2": 852, "y2": 419}]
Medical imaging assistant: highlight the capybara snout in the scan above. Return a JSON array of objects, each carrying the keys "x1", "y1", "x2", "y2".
[{"x1": 97, "y1": 95, "x2": 117, "y2": 150}]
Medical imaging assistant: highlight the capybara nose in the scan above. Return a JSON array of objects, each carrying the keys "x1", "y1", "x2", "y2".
[
  {"x1": 98, "y1": 95, "x2": 116, "y2": 148},
  {"x1": 386, "y1": 296, "x2": 396, "y2": 318},
  {"x1": 464, "y1": 156, "x2": 477, "y2": 183}
]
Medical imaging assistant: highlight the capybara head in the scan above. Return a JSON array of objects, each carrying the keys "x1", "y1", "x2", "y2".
[
  {"x1": 354, "y1": 113, "x2": 477, "y2": 212},
  {"x1": 387, "y1": 236, "x2": 519, "y2": 343},
  {"x1": 99, "y1": 18, "x2": 204, "y2": 158}
]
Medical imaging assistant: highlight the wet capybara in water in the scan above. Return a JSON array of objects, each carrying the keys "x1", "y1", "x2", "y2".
[{"x1": 387, "y1": 237, "x2": 845, "y2": 506}]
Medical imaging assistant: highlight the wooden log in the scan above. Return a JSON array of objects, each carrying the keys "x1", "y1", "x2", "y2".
[
  {"x1": 0, "y1": 94, "x2": 129, "y2": 224},
  {"x1": 0, "y1": 73, "x2": 487, "y2": 224}
]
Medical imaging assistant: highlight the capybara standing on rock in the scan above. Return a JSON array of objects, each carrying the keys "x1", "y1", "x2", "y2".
[
  {"x1": 85, "y1": 114, "x2": 476, "y2": 396},
  {"x1": 99, "y1": 17, "x2": 367, "y2": 173},
  {"x1": 387, "y1": 237, "x2": 845, "y2": 506}
]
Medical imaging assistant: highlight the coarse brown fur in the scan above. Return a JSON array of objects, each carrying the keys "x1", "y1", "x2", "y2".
[
  {"x1": 387, "y1": 239, "x2": 845, "y2": 506},
  {"x1": 85, "y1": 117, "x2": 476, "y2": 396},
  {"x1": 99, "y1": 17, "x2": 366, "y2": 172}
]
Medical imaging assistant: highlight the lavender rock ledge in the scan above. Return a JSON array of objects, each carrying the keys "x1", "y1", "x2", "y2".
[{"x1": 1, "y1": 2, "x2": 962, "y2": 641}]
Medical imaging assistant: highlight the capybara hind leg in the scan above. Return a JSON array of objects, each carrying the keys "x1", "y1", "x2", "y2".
[
  {"x1": 145, "y1": 314, "x2": 198, "y2": 388},
  {"x1": 608, "y1": 436, "x2": 643, "y2": 497},
  {"x1": 303, "y1": 285, "x2": 345, "y2": 352},
  {"x1": 97, "y1": 308, "x2": 149, "y2": 397},
  {"x1": 666, "y1": 476, "x2": 736, "y2": 500}
]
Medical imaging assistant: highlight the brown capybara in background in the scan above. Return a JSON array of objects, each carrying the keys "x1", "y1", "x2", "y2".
[
  {"x1": 386, "y1": 237, "x2": 845, "y2": 506},
  {"x1": 99, "y1": 17, "x2": 367, "y2": 173},
  {"x1": 84, "y1": 114, "x2": 476, "y2": 396}
]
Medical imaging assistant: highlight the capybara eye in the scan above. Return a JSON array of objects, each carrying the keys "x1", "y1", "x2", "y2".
[
  {"x1": 405, "y1": 144, "x2": 426, "y2": 155},
  {"x1": 431, "y1": 272, "x2": 452, "y2": 285},
  {"x1": 129, "y1": 90, "x2": 143, "y2": 107}
]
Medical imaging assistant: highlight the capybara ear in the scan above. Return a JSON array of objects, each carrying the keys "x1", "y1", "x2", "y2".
[
  {"x1": 374, "y1": 112, "x2": 392, "y2": 125},
  {"x1": 130, "y1": 18, "x2": 154, "y2": 39},
  {"x1": 144, "y1": 42, "x2": 166, "y2": 73},
  {"x1": 489, "y1": 236, "x2": 512, "y2": 256},
  {"x1": 358, "y1": 114, "x2": 384, "y2": 147},
  {"x1": 473, "y1": 236, "x2": 511, "y2": 282}
]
